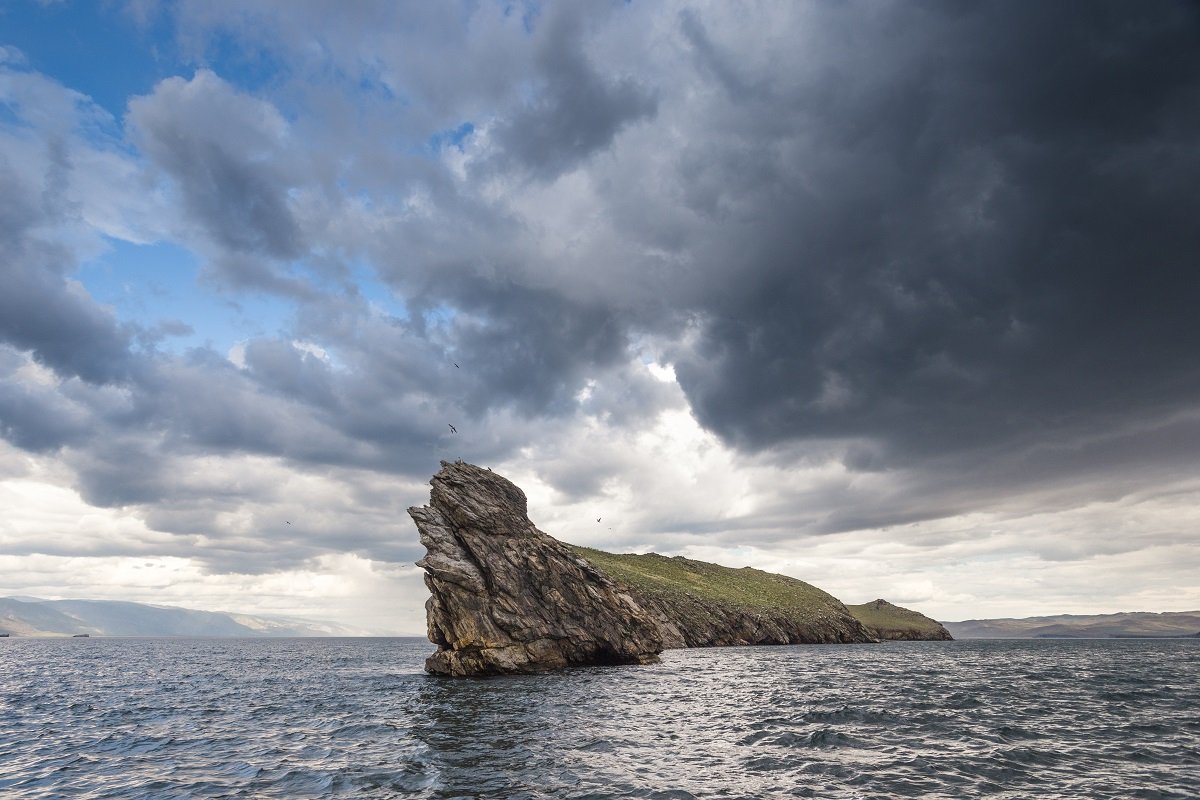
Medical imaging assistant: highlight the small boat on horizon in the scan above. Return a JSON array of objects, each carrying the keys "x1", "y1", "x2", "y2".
[{"x1": 72, "y1": 634, "x2": 90, "y2": 638}]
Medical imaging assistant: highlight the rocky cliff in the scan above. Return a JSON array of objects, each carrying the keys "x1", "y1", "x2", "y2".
[
  {"x1": 409, "y1": 461, "x2": 664, "y2": 676},
  {"x1": 411, "y1": 461, "x2": 885, "y2": 676}
]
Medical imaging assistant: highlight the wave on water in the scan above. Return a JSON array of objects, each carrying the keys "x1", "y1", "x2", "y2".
[{"x1": 1, "y1": 637, "x2": 1197, "y2": 798}]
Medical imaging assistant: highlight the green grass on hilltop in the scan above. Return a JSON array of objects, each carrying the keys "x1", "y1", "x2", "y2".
[
  {"x1": 845, "y1": 599, "x2": 947, "y2": 637},
  {"x1": 565, "y1": 544, "x2": 847, "y2": 623}
]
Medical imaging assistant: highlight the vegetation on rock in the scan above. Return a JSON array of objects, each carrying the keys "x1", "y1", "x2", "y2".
[
  {"x1": 568, "y1": 546, "x2": 847, "y2": 625},
  {"x1": 565, "y1": 546, "x2": 874, "y2": 647},
  {"x1": 845, "y1": 599, "x2": 953, "y2": 641}
]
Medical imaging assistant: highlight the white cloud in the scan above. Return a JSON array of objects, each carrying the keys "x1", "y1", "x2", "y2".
[{"x1": 0, "y1": 551, "x2": 426, "y2": 634}]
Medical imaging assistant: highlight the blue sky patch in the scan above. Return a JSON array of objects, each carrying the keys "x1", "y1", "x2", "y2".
[
  {"x1": 0, "y1": 1, "x2": 171, "y2": 118},
  {"x1": 78, "y1": 238, "x2": 293, "y2": 356}
]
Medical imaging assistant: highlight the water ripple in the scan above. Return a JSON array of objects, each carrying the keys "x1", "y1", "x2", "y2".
[{"x1": 1, "y1": 638, "x2": 1198, "y2": 798}]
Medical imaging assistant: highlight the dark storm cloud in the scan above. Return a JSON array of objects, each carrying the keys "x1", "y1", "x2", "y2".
[
  {"x1": 668, "y1": 1, "x2": 1200, "y2": 480},
  {"x1": 241, "y1": 338, "x2": 338, "y2": 409},
  {"x1": 446, "y1": 281, "x2": 630, "y2": 417},
  {"x1": 0, "y1": 350, "x2": 91, "y2": 451},
  {"x1": 0, "y1": 258, "x2": 134, "y2": 384},
  {"x1": 127, "y1": 70, "x2": 303, "y2": 274},
  {"x1": 0, "y1": 155, "x2": 134, "y2": 385},
  {"x1": 490, "y1": 4, "x2": 657, "y2": 180},
  {"x1": 10, "y1": 0, "x2": 1200, "y2": 590}
]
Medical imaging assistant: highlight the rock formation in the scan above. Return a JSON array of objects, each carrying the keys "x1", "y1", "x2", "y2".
[
  {"x1": 410, "y1": 461, "x2": 900, "y2": 676},
  {"x1": 410, "y1": 461, "x2": 664, "y2": 676}
]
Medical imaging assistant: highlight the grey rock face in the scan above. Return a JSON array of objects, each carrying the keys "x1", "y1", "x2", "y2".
[
  {"x1": 410, "y1": 461, "x2": 664, "y2": 676},
  {"x1": 635, "y1": 590, "x2": 875, "y2": 648}
]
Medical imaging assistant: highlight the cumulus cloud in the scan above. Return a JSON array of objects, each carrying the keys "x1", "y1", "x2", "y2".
[
  {"x1": 2, "y1": 1, "x2": 1200, "y2": 623},
  {"x1": 488, "y1": 3, "x2": 658, "y2": 181},
  {"x1": 126, "y1": 73, "x2": 308, "y2": 295},
  {"x1": 0, "y1": 134, "x2": 136, "y2": 385}
]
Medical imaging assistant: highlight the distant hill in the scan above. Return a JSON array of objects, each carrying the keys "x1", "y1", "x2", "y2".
[
  {"x1": 943, "y1": 610, "x2": 1200, "y2": 639},
  {"x1": 0, "y1": 597, "x2": 376, "y2": 637},
  {"x1": 846, "y1": 599, "x2": 953, "y2": 641}
]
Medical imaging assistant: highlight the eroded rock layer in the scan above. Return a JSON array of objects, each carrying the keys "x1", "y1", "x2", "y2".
[{"x1": 410, "y1": 461, "x2": 664, "y2": 676}]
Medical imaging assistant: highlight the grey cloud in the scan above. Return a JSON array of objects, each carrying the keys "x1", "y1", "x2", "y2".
[
  {"x1": 0, "y1": 260, "x2": 135, "y2": 384},
  {"x1": 678, "y1": 9, "x2": 756, "y2": 100},
  {"x1": 0, "y1": 350, "x2": 92, "y2": 451},
  {"x1": 200, "y1": 253, "x2": 316, "y2": 298},
  {"x1": 136, "y1": 319, "x2": 195, "y2": 348},
  {"x1": 490, "y1": 4, "x2": 657, "y2": 180},
  {"x1": 241, "y1": 338, "x2": 337, "y2": 409},
  {"x1": 666, "y1": 1, "x2": 1200, "y2": 488},
  {"x1": 127, "y1": 70, "x2": 302, "y2": 269},
  {"x1": 10, "y1": 0, "x2": 1200, "y2": 589},
  {"x1": 68, "y1": 434, "x2": 176, "y2": 508},
  {"x1": 0, "y1": 155, "x2": 135, "y2": 384},
  {"x1": 141, "y1": 355, "x2": 374, "y2": 468},
  {"x1": 447, "y1": 282, "x2": 630, "y2": 417},
  {"x1": 171, "y1": 0, "x2": 536, "y2": 131}
]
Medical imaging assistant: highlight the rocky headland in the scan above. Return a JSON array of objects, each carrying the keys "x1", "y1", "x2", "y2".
[
  {"x1": 845, "y1": 599, "x2": 954, "y2": 641},
  {"x1": 410, "y1": 461, "x2": 948, "y2": 677}
]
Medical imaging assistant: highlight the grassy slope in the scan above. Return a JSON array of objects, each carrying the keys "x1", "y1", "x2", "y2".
[
  {"x1": 845, "y1": 599, "x2": 950, "y2": 639},
  {"x1": 565, "y1": 545, "x2": 850, "y2": 625}
]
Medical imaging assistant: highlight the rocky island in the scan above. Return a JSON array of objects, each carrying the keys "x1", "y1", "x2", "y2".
[{"x1": 410, "y1": 461, "x2": 950, "y2": 677}]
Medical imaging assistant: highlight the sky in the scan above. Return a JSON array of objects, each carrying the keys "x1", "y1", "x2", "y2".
[{"x1": 2, "y1": 0, "x2": 1199, "y2": 634}]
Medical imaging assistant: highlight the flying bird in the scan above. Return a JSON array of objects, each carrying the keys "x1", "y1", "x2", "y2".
[
  {"x1": 448, "y1": 424, "x2": 457, "y2": 433},
  {"x1": 596, "y1": 517, "x2": 601, "y2": 523},
  {"x1": 285, "y1": 521, "x2": 292, "y2": 525},
  {"x1": 453, "y1": 362, "x2": 460, "y2": 368}
]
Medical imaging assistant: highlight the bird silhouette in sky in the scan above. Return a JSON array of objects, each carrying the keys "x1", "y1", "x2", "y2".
[
  {"x1": 453, "y1": 362, "x2": 460, "y2": 368},
  {"x1": 596, "y1": 517, "x2": 601, "y2": 523},
  {"x1": 448, "y1": 424, "x2": 457, "y2": 433},
  {"x1": 285, "y1": 521, "x2": 292, "y2": 525}
]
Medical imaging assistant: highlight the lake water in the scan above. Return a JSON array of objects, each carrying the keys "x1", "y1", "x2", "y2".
[{"x1": 1, "y1": 637, "x2": 1197, "y2": 798}]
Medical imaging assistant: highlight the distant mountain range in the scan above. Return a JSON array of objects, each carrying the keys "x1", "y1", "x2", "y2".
[
  {"x1": 943, "y1": 610, "x2": 1200, "y2": 639},
  {"x1": 0, "y1": 597, "x2": 378, "y2": 637},
  {"x1": 9, "y1": 595, "x2": 1196, "y2": 641}
]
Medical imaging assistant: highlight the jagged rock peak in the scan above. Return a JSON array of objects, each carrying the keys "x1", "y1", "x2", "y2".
[
  {"x1": 409, "y1": 460, "x2": 664, "y2": 677},
  {"x1": 428, "y1": 460, "x2": 532, "y2": 537}
]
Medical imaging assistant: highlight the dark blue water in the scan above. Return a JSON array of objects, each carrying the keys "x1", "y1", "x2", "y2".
[{"x1": 1, "y1": 638, "x2": 1197, "y2": 798}]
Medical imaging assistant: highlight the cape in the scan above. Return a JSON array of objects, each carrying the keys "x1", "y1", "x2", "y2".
[{"x1": 410, "y1": 461, "x2": 949, "y2": 677}]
